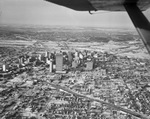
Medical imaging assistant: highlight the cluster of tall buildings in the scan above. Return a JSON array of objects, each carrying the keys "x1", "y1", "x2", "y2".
[
  {"x1": 42, "y1": 50, "x2": 96, "y2": 73},
  {"x1": 0, "y1": 50, "x2": 108, "y2": 78}
]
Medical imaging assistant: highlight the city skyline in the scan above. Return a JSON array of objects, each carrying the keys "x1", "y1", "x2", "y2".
[{"x1": 0, "y1": 0, "x2": 150, "y2": 28}]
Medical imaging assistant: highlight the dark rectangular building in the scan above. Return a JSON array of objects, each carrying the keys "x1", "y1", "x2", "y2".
[{"x1": 56, "y1": 53, "x2": 63, "y2": 71}]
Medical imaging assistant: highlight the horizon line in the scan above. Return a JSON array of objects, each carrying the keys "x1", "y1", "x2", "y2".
[{"x1": 0, "y1": 23, "x2": 135, "y2": 30}]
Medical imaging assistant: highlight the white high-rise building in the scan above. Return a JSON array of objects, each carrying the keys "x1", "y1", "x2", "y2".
[
  {"x1": 45, "y1": 51, "x2": 50, "y2": 58},
  {"x1": 2, "y1": 64, "x2": 6, "y2": 72},
  {"x1": 49, "y1": 61, "x2": 53, "y2": 73},
  {"x1": 38, "y1": 54, "x2": 42, "y2": 61}
]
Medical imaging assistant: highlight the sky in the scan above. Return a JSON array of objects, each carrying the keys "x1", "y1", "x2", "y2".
[{"x1": 0, "y1": 0, "x2": 150, "y2": 28}]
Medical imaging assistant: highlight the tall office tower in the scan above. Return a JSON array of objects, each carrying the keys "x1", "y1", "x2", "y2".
[
  {"x1": 46, "y1": 58, "x2": 49, "y2": 64},
  {"x1": 19, "y1": 57, "x2": 23, "y2": 65},
  {"x1": 48, "y1": 52, "x2": 50, "y2": 58},
  {"x1": 2, "y1": 64, "x2": 6, "y2": 72},
  {"x1": 79, "y1": 52, "x2": 84, "y2": 60},
  {"x1": 72, "y1": 60, "x2": 78, "y2": 68},
  {"x1": 45, "y1": 51, "x2": 47, "y2": 57},
  {"x1": 68, "y1": 51, "x2": 73, "y2": 63},
  {"x1": 56, "y1": 53, "x2": 63, "y2": 72},
  {"x1": 45, "y1": 51, "x2": 50, "y2": 58},
  {"x1": 85, "y1": 61, "x2": 93, "y2": 71},
  {"x1": 38, "y1": 54, "x2": 42, "y2": 61},
  {"x1": 82, "y1": 50, "x2": 87, "y2": 57},
  {"x1": 75, "y1": 51, "x2": 78, "y2": 58},
  {"x1": 49, "y1": 60, "x2": 53, "y2": 73},
  {"x1": 27, "y1": 57, "x2": 31, "y2": 63}
]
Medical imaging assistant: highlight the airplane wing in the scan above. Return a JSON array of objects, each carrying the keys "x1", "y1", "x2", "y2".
[{"x1": 45, "y1": 0, "x2": 150, "y2": 11}]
